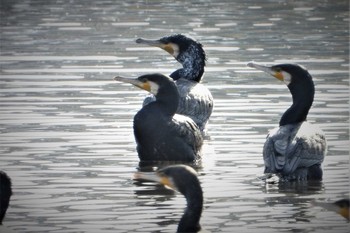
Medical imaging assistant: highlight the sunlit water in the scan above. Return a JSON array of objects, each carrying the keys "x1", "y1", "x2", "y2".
[{"x1": 0, "y1": 0, "x2": 349, "y2": 232}]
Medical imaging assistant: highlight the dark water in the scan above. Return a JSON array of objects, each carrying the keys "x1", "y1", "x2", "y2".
[{"x1": 0, "y1": 0, "x2": 349, "y2": 232}]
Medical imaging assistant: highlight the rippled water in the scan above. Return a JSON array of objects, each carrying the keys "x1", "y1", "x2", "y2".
[{"x1": 0, "y1": 0, "x2": 349, "y2": 232}]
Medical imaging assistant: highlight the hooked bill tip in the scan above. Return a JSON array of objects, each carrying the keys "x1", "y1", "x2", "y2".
[
  {"x1": 247, "y1": 62, "x2": 257, "y2": 68},
  {"x1": 113, "y1": 76, "x2": 130, "y2": 82},
  {"x1": 135, "y1": 38, "x2": 143, "y2": 44}
]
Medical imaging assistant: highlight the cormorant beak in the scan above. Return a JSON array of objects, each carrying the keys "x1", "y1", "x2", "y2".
[
  {"x1": 136, "y1": 38, "x2": 178, "y2": 58},
  {"x1": 114, "y1": 76, "x2": 151, "y2": 92},
  {"x1": 247, "y1": 62, "x2": 284, "y2": 81},
  {"x1": 134, "y1": 172, "x2": 176, "y2": 190},
  {"x1": 338, "y1": 206, "x2": 350, "y2": 220}
]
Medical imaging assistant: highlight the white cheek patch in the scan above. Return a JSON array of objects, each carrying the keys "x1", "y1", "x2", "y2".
[
  {"x1": 282, "y1": 71, "x2": 292, "y2": 85},
  {"x1": 170, "y1": 43, "x2": 180, "y2": 58},
  {"x1": 149, "y1": 81, "x2": 159, "y2": 95}
]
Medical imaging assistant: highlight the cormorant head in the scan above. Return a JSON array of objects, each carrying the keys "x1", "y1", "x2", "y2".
[
  {"x1": 136, "y1": 35, "x2": 206, "y2": 82},
  {"x1": 247, "y1": 62, "x2": 314, "y2": 89},
  {"x1": 114, "y1": 73, "x2": 176, "y2": 96},
  {"x1": 247, "y1": 62, "x2": 315, "y2": 126},
  {"x1": 134, "y1": 165, "x2": 203, "y2": 232},
  {"x1": 114, "y1": 74, "x2": 179, "y2": 115},
  {"x1": 135, "y1": 165, "x2": 200, "y2": 196},
  {"x1": 136, "y1": 34, "x2": 206, "y2": 63}
]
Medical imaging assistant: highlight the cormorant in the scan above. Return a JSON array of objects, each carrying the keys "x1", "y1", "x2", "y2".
[
  {"x1": 135, "y1": 165, "x2": 204, "y2": 232},
  {"x1": 114, "y1": 73, "x2": 203, "y2": 162},
  {"x1": 0, "y1": 171, "x2": 12, "y2": 225},
  {"x1": 247, "y1": 62, "x2": 327, "y2": 181},
  {"x1": 136, "y1": 34, "x2": 213, "y2": 132}
]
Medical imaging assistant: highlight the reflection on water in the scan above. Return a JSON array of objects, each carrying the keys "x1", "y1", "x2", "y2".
[{"x1": 0, "y1": 0, "x2": 349, "y2": 232}]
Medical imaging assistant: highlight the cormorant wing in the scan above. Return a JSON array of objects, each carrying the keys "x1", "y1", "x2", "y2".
[
  {"x1": 175, "y1": 79, "x2": 213, "y2": 130},
  {"x1": 171, "y1": 114, "x2": 203, "y2": 154},
  {"x1": 263, "y1": 122, "x2": 326, "y2": 175},
  {"x1": 142, "y1": 94, "x2": 155, "y2": 107}
]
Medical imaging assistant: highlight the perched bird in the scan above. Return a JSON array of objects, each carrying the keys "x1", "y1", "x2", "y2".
[
  {"x1": 0, "y1": 171, "x2": 12, "y2": 225},
  {"x1": 312, "y1": 198, "x2": 349, "y2": 220},
  {"x1": 114, "y1": 73, "x2": 203, "y2": 162},
  {"x1": 247, "y1": 62, "x2": 327, "y2": 181},
  {"x1": 136, "y1": 34, "x2": 213, "y2": 132},
  {"x1": 135, "y1": 165, "x2": 204, "y2": 232}
]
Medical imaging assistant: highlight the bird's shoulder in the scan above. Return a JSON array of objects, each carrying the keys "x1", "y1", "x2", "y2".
[
  {"x1": 176, "y1": 79, "x2": 212, "y2": 98},
  {"x1": 171, "y1": 114, "x2": 203, "y2": 147},
  {"x1": 267, "y1": 122, "x2": 327, "y2": 157},
  {"x1": 175, "y1": 78, "x2": 214, "y2": 118},
  {"x1": 142, "y1": 94, "x2": 156, "y2": 107}
]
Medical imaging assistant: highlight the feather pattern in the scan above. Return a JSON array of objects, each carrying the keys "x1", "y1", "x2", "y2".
[
  {"x1": 143, "y1": 79, "x2": 213, "y2": 132},
  {"x1": 263, "y1": 121, "x2": 327, "y2": 179},
  {"x1": 138, "y1": 34, "x2": 213, "y2": 133}
]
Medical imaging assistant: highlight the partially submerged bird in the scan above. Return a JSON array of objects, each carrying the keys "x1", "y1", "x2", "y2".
[
  {"x1": 114, "y1": 73, "x2": 203, "y2": 162},
  {"x1": 135, "y1": 165, "x2": 204, "y2": 232},
  {"x1": 247, "y1": 62, "x2": 327, "y2": 181},
  {"x1": 312, "y1": 198, "x2": 349, "y2": 220},
  {"x1": 136, "y1": 34, "x2": 213, "y2": 132},
  {"x1": 0, "y1": 171, "x2": 12, "y2": 225}
]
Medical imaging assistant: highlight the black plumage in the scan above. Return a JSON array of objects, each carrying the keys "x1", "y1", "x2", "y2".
[
  {"x1": 135, "y1": 165, "x2": 203, "y2": 232},
  {"x1": 0, "y1": 171, "x2": 12, "y2": 225},
  {"x1": 114, "y1": 73, "x2": 203, "y2": 162},
  {"x1": 136, "y1": 34, "x2": 213, "y2": 132},
  {"x1": 248, "y1": 62, "x2": 327, "y2": 181}
]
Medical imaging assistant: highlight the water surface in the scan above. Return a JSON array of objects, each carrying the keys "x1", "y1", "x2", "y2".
[{"x1": 0, "y1": 0, "x2": 349, "y2": 232}]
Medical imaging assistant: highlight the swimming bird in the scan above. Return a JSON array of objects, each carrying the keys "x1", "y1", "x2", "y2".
[
  {"x1": 135, "y1": 165, "x2": 204, "y2": 232},
  {"x1": 312, "y1": 199, "x2": 349, "y2": 220},
  {"x1": 114, "y1": 73, "x2": 203, "y2": 162},
  {"x1": 0, "y1": 171, "x2": 12, "y2": 225},
  {"x1": 247, "y1": 62, "x2": 327, "y2": 181},
  {"x1": 136, "y1": 34, "x2": 213, "y2": 132}
]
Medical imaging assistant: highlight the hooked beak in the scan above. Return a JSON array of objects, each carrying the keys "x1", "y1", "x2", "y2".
[
  {"x1": 134, "y1": 172, "x2": 176, "y2": 190},
  {"x1": 136, "y1": 38, "x2": 176, "y2": 56},
  {"x1": 247, "y1": 62, "x2": 284, "y2": 81},
  {"x1": 114, "y1": 76, "x2": 151, "y2": 92}
]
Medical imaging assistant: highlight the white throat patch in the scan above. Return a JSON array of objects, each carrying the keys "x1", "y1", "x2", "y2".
[
  {"x1": 282, "y1": 71, "x2": 292, "y2": 86},
  {"x1": 148, "y1": 81, "x2": 159, "y2": 95},
  {"x1": 169, "y1": 43, "x2": 180, "y2": 58}
]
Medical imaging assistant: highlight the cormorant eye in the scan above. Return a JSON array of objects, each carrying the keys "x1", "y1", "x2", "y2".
[
  {"x1": 139, "y1": 77, "x2": 148, "y2": 83},
  {"x1": 274, "y1": 67, "x2": 282, "y2": 72}
]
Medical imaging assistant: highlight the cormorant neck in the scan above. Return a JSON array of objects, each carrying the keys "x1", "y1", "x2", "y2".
[
  {"x1": 170, "y1": 44, "x2": 205, "y2": 82},
  {"x1": 153, "y1": 82, "x2": 179, "y2": 116},
  {"x1": 279, "y1": 82, "x2": 314, "y2": 126},
  {"x1": 177, "y1": 187, "x2": 203, "y2": 233}
]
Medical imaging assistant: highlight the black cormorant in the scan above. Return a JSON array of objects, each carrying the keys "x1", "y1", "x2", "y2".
[
  {"x1": 136, "y1": 34, "x2": 213, "y2": 132},
  {"x1": 135, "y1": 165, "x2": 204, "y2": 232},
  {"x1": 247, "y1": 62, "x2": 327, "y2": 181},
  {"x1": 0, "y1": 171, "x2": 12, "y2": 225},
  {"x1": 114, "y1": 73, "x2": 203, "y2": 162}
]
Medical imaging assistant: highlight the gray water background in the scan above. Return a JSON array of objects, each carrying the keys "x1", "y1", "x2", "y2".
[{"x1": 0, "y1": 0, "x2": 349, "y2": 232}]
